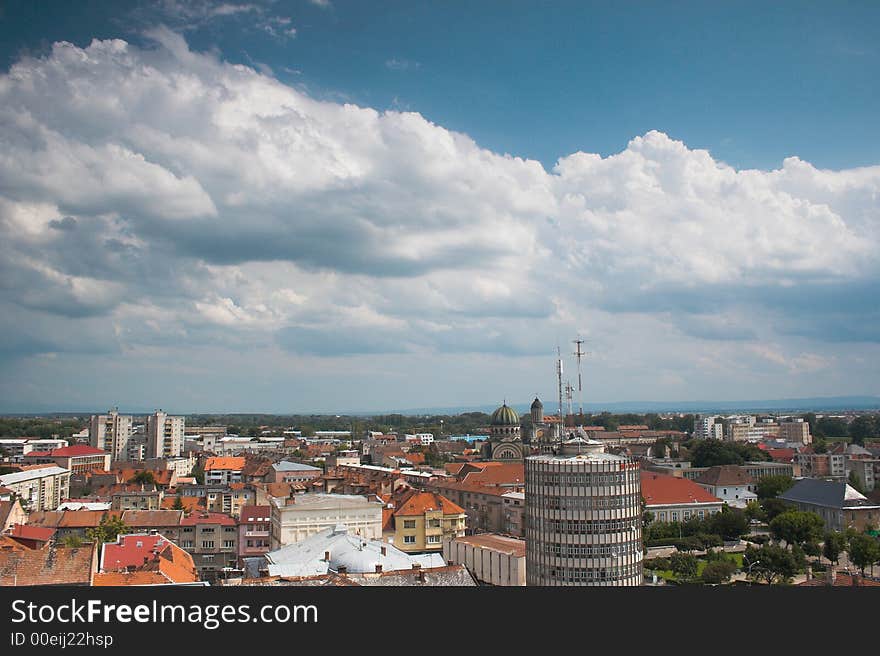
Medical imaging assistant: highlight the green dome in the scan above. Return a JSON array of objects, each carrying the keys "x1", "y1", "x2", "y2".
[{"x1": 491, "y1": 403, "x2": 519, "y2": 426}]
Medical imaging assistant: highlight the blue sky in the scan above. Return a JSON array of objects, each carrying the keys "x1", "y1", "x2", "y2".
[{"x1": 0, "y1": 1, "x2": 878, "y2": 413}]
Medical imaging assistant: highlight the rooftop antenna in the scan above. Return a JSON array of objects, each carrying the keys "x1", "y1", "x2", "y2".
[
  {"x1": 573, "y1": 337, "x2": 589, "y2": 418},
  {"x1": 565, "y1": 381, "x2": 574, "y2": 427},
  {"x1": 556, "y1": 346, "x2": 564, "y2": 438}
]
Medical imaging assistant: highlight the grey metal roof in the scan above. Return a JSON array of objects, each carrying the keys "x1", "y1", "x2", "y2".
[
  {"x1": 0, "y1": 466, "x2": 69, "y2": 485},
  {"x1": 272, "y1": 461, "x2": 322, "y2": 472},
  {"x1": 264, "y1": 525, "x2": 445, "y2": 577},
  {"x1": 779, "y1": 478, "x2": 875, "y2": 508}
]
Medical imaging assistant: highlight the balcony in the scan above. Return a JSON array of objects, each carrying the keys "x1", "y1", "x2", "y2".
[{"x1": 244, "y1": 530, "x2": 270, "y2": 537}]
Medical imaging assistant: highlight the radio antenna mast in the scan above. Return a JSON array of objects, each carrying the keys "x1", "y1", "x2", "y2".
[
  {"x1": 573, "y1": 337, "x2": 589, "y2": 419},
  {"x1": 556, "y1": 346, "x2": 564, "y2": 438}
]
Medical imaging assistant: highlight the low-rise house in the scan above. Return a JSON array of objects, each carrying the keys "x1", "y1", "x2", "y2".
[
  {"x1": 27, "y1": 509, "x2": 107, "y2": 541},
  {"x1": 6, "y1": 524, "x2": 56, "y2": 549},
  {"x1": 779, "y1": 479, "x2": 880, "y2": 532},
  {"x1": 641, "y1": 471, "x2": 724, "y2": 522},
  {"x1": 393, "y1": 491, "x2": 466, "y2": 553},
  {"x1": 238, "y1": 505, "x2": 271, "y2": 567},
  {"x1": 0, "y1": 543, "x2": 99, "y2": 586},
  {"x1": 694, "y1": 465, "x2": 757, "y2": 508},
  {"x1": 93, "y1": 532, "x2": 201, "y2": 586},
  {"x1": 442, "y1": 533, "x2": 526, "y2": 586},
  {"x1": 0, "y1": 466, "x2": 70, "y2": 511},
  {"x1": 121, "y1": 510, "x2": 184, "y2": 544},
  {"x1": 0, "y1": 498, "x2": 27, "y2": 532},
  {"x1": 110, "y1": 484, "x2": 163, "y2": 511},
  {"x1": 271, "y1": 461, "x2": 323, "y2": 484},
  {"x1": 204, "y1": 457, "x2": 245, "y2": 485},
  {"x1": 179, "y1": 512, "x2": 239, "y2": 582}
]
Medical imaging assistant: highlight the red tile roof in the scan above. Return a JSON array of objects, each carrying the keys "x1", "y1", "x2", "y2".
[
  {"x1": 768, "y1": 448, "x2": 796, "y2": 462},
  {"x1": 0, "y1": 544, "x2": 96, "y2": 586},
  {"x1": 8, "y1": 524, "x2": 56, "y2": 542},
  {"x1": 50, "y1": 445, "x2": 107, "y2": 457},
  {"x1": 461, "y1": 463, "x2": 524, "y2": 486},
  {"x1": 640, "y1": 472, "x2": 722, "y2": 506},
  {"x1": 394, "y1": 491, "x2": 465, "y2": 517},
  {"x1": 239, "y1": 505, "x2": 271, "y2": 523},
  {"x1": 101, "y1": 534, "x2": 168, "y2": 570},
  {"x1": 799, "y1": 572, "x2": 880, "y2": 587},
  {"x1": 204, "y1": 456, "x2": 246, "y2": 471}
]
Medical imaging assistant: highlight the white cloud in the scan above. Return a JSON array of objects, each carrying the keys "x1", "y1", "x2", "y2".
[{"x1": 0, "y1": 34, "x2": 878, "y2": 409}]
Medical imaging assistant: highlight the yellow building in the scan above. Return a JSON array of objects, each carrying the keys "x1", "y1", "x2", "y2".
[{"x1": 393, "y1": 492, "x2": 466, "y2": 553}]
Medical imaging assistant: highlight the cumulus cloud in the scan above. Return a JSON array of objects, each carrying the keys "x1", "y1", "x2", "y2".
[{"x1": 0, "y1": 33, "x2": 878, "y2": 408}]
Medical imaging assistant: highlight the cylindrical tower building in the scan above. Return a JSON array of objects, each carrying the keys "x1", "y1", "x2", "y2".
[{"x1": 525, "y1": 437, "x2": 643, "y2": 586}]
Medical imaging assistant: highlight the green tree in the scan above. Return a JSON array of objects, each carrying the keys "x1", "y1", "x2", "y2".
[
  {"x1": 760, "y1": 497, "x2": 794, "y2": 522},
  {"x1": 129, "y1": 470, "x2": 156, "y2": 485},
  {"x1": 173, "y1": 496, "x2": 185, "y2": 511},
  {"x1": 744, "y1": 544, "x2": 800, "y2": 585},
  {"x1": 769, "y1": 511, "x2": 825, "y2": 549},
  {"x1": 847, "y1": 534, "x2": 880, "y2": 577},
  {"x1": 816, "y1": 417, "x2": 848, "y2": 438},
  {"x1": 192, "y1": 462, "x2": 205, "y2": 485},
  {"x1": 60, "y1": 534, "x2": 84, "y2": 548},
  {"x1": 669, "y1": 552, "x2": 698, "y2": 579},
  {"x1": 710, "y1": 507, "x2": 750, "y2": 540},
  {"x1": 744, "y1": 500, "x2": 765, "y2": 524},
  {"x1": 848, "y1": 415, "x2": 878, "y2": 446},
  {"x1": 701, "y1": 559, "x2": 737, "y2": 584},
  {"x1": 756, "y1": 475, "x2": 794, "y2": 500},
  {"x1": 85, "y1": 515, "x2": 130, "y2": 545},
  {"x1": 822, "y1": 531, "x2": 847, "y2": 565}
]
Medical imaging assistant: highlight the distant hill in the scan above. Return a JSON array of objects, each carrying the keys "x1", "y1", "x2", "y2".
[{"x1": 2, "y1": 395, "x2": 878, "y2": 418}]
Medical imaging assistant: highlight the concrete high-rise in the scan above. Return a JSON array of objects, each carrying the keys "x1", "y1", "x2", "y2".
[
  {"x1": 525, "y1": 435, "x2": 643, "y2": 586},
  {"x1": 89, "y1": 409, "x2": 133, "y2": 461},
  {"x1": 146, "y1": 410, "x2": 185, "y2": 459}
]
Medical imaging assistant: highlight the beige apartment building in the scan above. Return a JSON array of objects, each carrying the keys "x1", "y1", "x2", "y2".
[
  {"x1": 146, "y1": 411, "x2": 185, "y2": 459},
  {"x1": 393, "y1": 491, "x2": 466, "y2": 553},
  {"x1": 89, "y1": 409, "x2": 133, "y2": 460},
  {"x1": 269, "y1": 493, "x2": 383, "y2": 549},
  {"x1": 0, "y1": 466, "x2": 70, "y2": 511}
]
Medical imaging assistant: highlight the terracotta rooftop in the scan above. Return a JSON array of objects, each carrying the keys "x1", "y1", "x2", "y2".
[
  {"x1": 94, "y1": 540, "x2": 198, "y2": 586},
  {"x1": 240, "y1": 505, "x2": 271, "y2": 523},
  {"x1": 204, "y1": 456, "x2": 246, "y2": 471},
  {"x1": 8, "y1": 524, "x2": 56, "y2": 542},
  {"x1": 799, "y1": 572, "x2": 880, "y2": 587},
  {"x1": 394, "y1": 491, "x2": 465, "y2": 517},
  {"x1": 0, "y1": 544, "x2": 96, "y2": 586},
  {"x1": 160, "y1": 496, "x2": 204, "y2": 512},
  {"x1": 452, "y1": 534, "x2": 526, "y2": 557},
  {"x1": 461, "y1": 462, "x2": 524, "y2": 486},
  {"x1": 641, "y1": 472, "x2": 722, "y2": 506},
  {"x1": 49, "y1": 445, "x2": 107, "y2": 457}
]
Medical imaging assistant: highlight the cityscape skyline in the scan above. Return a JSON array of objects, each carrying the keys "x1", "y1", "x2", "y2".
[{"x1": 1, "y1": 1, "x2": 878, "y2": 413}]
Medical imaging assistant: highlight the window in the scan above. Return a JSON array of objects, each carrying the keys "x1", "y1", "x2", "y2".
[
  {"x1": 671, "y1": 512, "x2": 678, "y2": 521},
  {"x1": 428, "y1": 519, "x2": 440, "y2": 528},
  {"x1": 201, "y1": 541, "x2": 215, "y2": 549},
  {"x1": 183, "y1": 527, "x2": 193, "y2": 533},
  {"x1": 224, "y1": 526, "x2": 236, "y2": 533},
  {"x1": 427, "y1": 535, "x2": 441, "y2": 544},
  {"x1": 223, "y1": 540, "x2": 235, "y2": 549},
  {"x1": 203, "y1": 526, "x2": 215, "y2": 532},
  {"x1": 403, "y1": 520, "x2": 416, "y2": 529},
  {"x1": 403, "y1": 535, "x2": 416, "y2": 544}
]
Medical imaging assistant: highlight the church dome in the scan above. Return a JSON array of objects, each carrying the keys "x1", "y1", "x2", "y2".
[
  {"x1": 530, "y1": 397, "x2": 543, "y2": 410},
  {"x1": 491, "y1": 403, "x2": 519, "y2": 426}
]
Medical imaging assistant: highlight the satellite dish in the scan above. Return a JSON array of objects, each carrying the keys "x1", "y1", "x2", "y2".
[{"x1": 610, "y1": 546, "x2": 620, "y2": 558}]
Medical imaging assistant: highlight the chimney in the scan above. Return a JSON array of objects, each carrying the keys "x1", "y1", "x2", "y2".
[
  {"x1": 375, "y1": 564, "x2": 383, "y2": 573},
  {"x1": 324, "y1": 551, "x2": 330, "y2": 562},
  {"x1": 412, "y1": 562, "x2": 421, "y2": 570},
  {"x1": 337, "y1": 565, "x2": 347, "y2": 575},
  {"x1": 380, "y1": 546, "x2": 386, "y2": 556}
]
